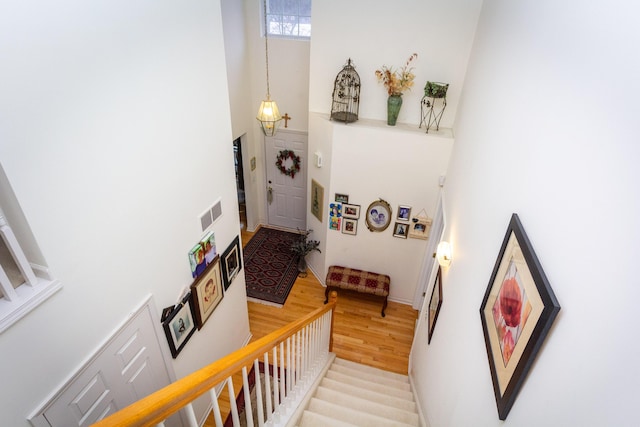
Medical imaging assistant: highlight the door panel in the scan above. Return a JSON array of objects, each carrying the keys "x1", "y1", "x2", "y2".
[
  {"x1": 266, "y1": 131, "x2": 307, "y2": 230},
  {"x1": 36, "y1": 300, "x2": 183, "y2": 427}
]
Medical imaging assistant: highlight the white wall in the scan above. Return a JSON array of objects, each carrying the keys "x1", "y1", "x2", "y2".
[
  {"x1": 410, "y1": 0, "x2": 640, "y2": 425},
  {"x1": 235, "y1": 0, "x2": 311, "y2": 229},
  {"x1": 308, "y1": 114, "x2": 453, "y2": 302},
  {"x1": 0, "y1": 1, "x2": 250, "y2": 426},
  {"x1": 305, "y1": 0, "x2": 479, "y2": 302},
  {"x1": 309, "y1": 0, "x2": 482, "y2": 129}
]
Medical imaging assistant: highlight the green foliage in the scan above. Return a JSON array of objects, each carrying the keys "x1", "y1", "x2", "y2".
[{"x1": 290, "y1": 228, "x2": 321, "y2": 258}]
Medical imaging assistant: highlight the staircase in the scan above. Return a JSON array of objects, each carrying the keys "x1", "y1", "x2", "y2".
[{"x1": 295, "y1": 357, "x2": 420, "y2": 427}]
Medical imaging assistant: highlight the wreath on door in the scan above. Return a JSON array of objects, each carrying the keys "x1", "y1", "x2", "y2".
[{"x1": 275, "y1": 149, "x2": 301, "y2": 178}]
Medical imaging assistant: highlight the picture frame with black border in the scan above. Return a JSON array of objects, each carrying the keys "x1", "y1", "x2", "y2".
[
  {"x1": 479, "y1": 213, "x2": 560, "y2": 420},
  {"x1": 428, "y1": 266, "x2": 443, "y2": 344},
  {"x1": 221, "y1": 235, "x2": 242, "y2": 291},
  {"x1": 162, "y1": 293, "x2": 197, "y2": 358},
  {"x1": 335, "y1": 193, "x2": 349, "y2": 203}
]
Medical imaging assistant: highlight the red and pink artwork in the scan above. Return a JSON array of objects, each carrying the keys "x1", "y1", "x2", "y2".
[{"x1": 492, "y1": 260, "x2": 532, "y2": 366}]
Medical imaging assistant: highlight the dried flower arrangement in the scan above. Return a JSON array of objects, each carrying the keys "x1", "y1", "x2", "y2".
[{"x1": 375, "y1": 53, "x2": 418, "y2": 96}]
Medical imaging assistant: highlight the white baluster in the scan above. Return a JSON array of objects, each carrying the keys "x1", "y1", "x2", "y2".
[
  {"x1": 279, "y1": 342, "x2": 286, "y2": 406},
  {"x1": 208, "y1": 387, "x2": 224, "y2": 427},
  {"x1": 253, "y1": 359, "x2": 265, "y2": 427},
  {"x1": 242, "y1": 366, "x2": 254, "y2": 427},
  {"x1": 263, "y1": 352, "x2": 273, "y2": 421},
  {"x1": 227, "y1": 377, "x2": 241, "y2": 426},
  {"x1": 0, "y1": 208, "x2": 37, "y2": 287},
  {"x1": 286, "y1": 337, "x2": 292, "y2": 395},
  {"x1": 184, "y1": 403, "x2": 199, "y2": 427},
  {"x1": 272, "y1": 347, "x2": 279, "y2": 419}
]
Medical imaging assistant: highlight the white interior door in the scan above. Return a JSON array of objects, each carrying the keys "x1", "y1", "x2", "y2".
[
  {"x1": 412, "y1": 192, "x2": 446, "y2": 310},
  {"x1": 265, "y1": 130, "x2": 307, "y2": 230}
]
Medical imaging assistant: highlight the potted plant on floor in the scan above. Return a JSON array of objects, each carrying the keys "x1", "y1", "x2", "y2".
[{"x1": 290, "y1": 229, "x2": 321, "y2": 277}]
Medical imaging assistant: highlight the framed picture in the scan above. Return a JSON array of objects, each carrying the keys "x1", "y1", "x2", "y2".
[
  {"x1": 480, "y1": 213, "x2": 560, "y2": 420},
  {"x1": 342, "y1": 203, "x2": 361, "y2": 219},
  {"x1": 200, "y1": 231, "x2": 217, "y2": 265},
  {"x1": 393, "y1": 222, "x2": 409, "y2": 238},
  {"x1": 342, "y1": 218, "x2": 358, "y2": 235},
  {"x1": 397, "y1": 205, "x2": 412, "y2": 221},
  {"x1": 408, "y1": 215, "x2": 433, "y2": 240},
  {"x1": 190, "y1": 255, "x2": 223, "y2": 329},
  {"x1": 311, "y1": 179, "x2": 324, "y2": 222},
  {"x1": 221, "y1": 236, "x2": 242, "y2": 291},
  {"x1": 329, "y1": 216, "x2": 341, "y2": 231},
  {"x1": 428, "y1": 266, "x2": 443, "y2": 344},
  {"x1": 163, "y1": 293, "x2": 197, "y2": 358},
  {"x1": 188, "y1": 243, "x2": 206, "y2": 278},
  {"x1": 329, "y1": 202, "x2": 342, "y2": 218},
  {"x1": 335, "y1": 193, "x2": 349, "y2": 203},
  {"x1": 365, "y1": 199, "x2": 392, "y2": 232}
]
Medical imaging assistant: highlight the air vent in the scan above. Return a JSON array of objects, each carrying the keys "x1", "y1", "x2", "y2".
[
  {"x1": 200, "y1": 210, "x2": 213, "y2": 232},
  {"x1": 211, "y1": 199, "x2": 222, "y2": 223},
  {"x1": 200, "y1": 198, "x2": 223, "y2": 232}
]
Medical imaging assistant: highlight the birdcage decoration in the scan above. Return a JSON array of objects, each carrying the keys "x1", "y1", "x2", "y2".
[
  {"x1": 330, "y1": 59, "x2": 360, "y2": 123},
  {"x1": 420, "y1": 81, "x2": 449, "y2": 133}
]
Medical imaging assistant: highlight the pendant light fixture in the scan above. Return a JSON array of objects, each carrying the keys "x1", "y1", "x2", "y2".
[{"x1": 257, "y1": 0, "x2": 283, "y2": 136}]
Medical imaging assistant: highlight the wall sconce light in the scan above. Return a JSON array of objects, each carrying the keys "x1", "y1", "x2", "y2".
[{"x1": 436, "y1": 241, "x2": 452, "y2": 267}]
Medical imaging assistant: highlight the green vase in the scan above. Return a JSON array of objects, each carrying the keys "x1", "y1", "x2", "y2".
[{"x1": 387, "y1": 94, "x2": 403, "y2": 126}]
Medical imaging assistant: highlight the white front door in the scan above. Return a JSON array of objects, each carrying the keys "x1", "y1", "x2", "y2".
[{"x1": 265, "y1": 130, "x2": 307, "y2": 230}]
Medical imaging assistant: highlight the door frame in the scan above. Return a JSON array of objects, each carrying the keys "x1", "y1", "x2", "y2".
[{"x1": 412, "y1": 191, "x2": 446, "y2": 311}]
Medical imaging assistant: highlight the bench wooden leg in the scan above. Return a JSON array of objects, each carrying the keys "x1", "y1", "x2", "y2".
[
  {"x1": 381, "y1": 296, "x2": 388, "y2": 317},
  {"x1": 324, "y1": 286, "x2": 331, "y2": 304}
]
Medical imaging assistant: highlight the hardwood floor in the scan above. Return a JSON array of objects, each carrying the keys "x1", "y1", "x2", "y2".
[
  {"x1": 241, "y1": 226, "x2": 418, "y2": 375},
  {"x1": 204, "y1": 225, "x2": 418, "y2": 426}
]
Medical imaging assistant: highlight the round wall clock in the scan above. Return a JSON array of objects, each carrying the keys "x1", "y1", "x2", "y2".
[{"x1": 365, "y1": 199, "x2": 392, "y2": 232}]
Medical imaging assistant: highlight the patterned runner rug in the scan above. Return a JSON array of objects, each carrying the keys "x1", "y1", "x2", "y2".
[{"x1": 243, "y1": 227, "x2": 299, "y2": 307}]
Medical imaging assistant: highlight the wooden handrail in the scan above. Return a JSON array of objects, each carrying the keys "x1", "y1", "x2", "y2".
[{"x1": 92, "y1": 292, "x2": 338, "y2": 427}]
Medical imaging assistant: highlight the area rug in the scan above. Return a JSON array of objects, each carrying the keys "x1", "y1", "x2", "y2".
[{"x1": 243, "y1": 227, "x2": 299, "y2": 307}]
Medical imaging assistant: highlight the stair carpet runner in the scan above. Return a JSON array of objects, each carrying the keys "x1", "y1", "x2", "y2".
[{"x1": 296, "y1": 358, "x2": 419, "y2": 427}]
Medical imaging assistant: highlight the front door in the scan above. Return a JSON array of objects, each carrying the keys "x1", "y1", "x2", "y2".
[{"x1": 265, "y1": 130, "x2": 307, "y2": 230}]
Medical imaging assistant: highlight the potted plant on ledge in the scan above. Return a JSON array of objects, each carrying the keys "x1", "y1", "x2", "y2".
[{"x1": 290, "y1": 229, "x2": 321, "y2": 277}]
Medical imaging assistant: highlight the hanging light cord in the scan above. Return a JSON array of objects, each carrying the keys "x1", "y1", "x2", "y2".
[{"x1": 263, "y1": 0, "x2": 271, "y2": 99}]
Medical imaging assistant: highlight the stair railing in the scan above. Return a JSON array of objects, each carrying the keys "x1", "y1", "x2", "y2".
[{"x1": 92, "y1": 292, "x2": 338, "y2": 427}]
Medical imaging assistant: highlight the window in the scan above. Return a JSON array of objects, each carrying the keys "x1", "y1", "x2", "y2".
[
  {"x1": 266, "y1": 0, "x2": 312, "y2": 39},
  {"x1": 0, "y1": 168, "x2": 61, "y2": 334}
]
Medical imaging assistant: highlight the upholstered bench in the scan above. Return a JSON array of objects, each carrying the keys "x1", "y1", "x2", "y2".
[{"x1": 324, "y1": 265, "x2": 390, "y2": 317}]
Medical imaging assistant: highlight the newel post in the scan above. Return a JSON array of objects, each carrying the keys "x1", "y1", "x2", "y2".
[{"x1": 328, "y1": 291, "x2": 338, "y2": 352}]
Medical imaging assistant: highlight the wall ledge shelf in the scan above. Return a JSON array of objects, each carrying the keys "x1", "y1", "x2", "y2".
[{"x1": 311, "y1": 112, "x2": 454, "y2": 140}]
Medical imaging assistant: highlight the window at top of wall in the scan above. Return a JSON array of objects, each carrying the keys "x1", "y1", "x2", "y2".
[{"x1": 265, "y1": 0, "x2": 312, "y2": 39}]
